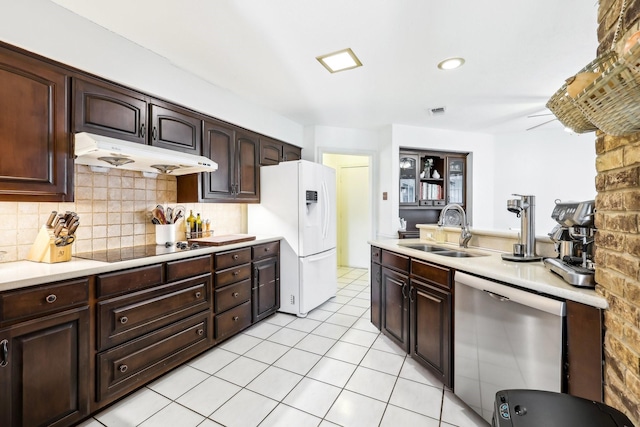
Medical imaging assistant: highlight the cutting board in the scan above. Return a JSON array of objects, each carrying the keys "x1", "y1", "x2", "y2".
[{"x1": 188, "y1": 234, "x2": 256, "y2": 246}]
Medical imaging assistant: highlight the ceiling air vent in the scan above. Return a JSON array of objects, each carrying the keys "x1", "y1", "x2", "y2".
[{"x1": 428, "y1": 107, "x2": 446, "y2": 116}]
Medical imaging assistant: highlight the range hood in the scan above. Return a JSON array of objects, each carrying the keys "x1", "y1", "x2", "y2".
[{"x1": 74, "y1": 132, "x2": 218, "y2": 176}]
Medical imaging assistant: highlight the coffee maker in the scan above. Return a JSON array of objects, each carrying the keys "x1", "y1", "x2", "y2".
[{"x1": 543, "y1": 200, "x2": 596, "y2": 288}]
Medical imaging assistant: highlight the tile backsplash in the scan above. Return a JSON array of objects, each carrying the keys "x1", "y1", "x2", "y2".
[{"x1": 0, "y1": 165, "x2": 246, "y2": 263}]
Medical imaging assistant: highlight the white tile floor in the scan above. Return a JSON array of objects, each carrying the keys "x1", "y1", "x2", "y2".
[{"x1": 78, "y1": 267, "x2": 489, "y2": 427}]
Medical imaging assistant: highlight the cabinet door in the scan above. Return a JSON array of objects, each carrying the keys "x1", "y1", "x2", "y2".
[
  {"x1": 381, "y1": 267, "x2": 410, "y2": 353},
  {"x1": 0, "y1": 47, "x2": 72, "y2": 201},
  {"x1": 177, "y1": 119, "x2": 235, "y2": 202},
  {"x1": 370, "y1": 261, "x2": 381, "y2": 330},
  {"x1": 411, "y1": 279, "x2": 452, "y2": 387},
  {"x1": 399, "y1": 154, "x2": 418, "y2": 206},
  {"x1": 447, "y1": 155, "x2": 466, "y2": 206},
  {"x1": 73, "y1": 78, "x2": 147, "y2": 144},
  {"x1": 259, "y1": 136, "x2": 282, "y2": 165},
  {"x1": 252, "y1": 256, "x2": 280, "y2": 322},
  {"x1": 0, "y1": 307, "x2": 89, "y2": 427},
  {"x1": 283, "y1": 143, "x2": 302, "y2": 162},
  {"x1": 235, "y1": 130, "x2": 260, "y2": 202},
  {"x1": 149, "y1": 103, "x2": 202, "y2": 155}
]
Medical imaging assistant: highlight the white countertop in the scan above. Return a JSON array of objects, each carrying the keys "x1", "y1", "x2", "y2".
[
  {"x1": 0, "y1": 236, "x2": 282, "y2": 293},
  {"x1": 370, "y1": 238, "x2": 607, "y2": 309}
]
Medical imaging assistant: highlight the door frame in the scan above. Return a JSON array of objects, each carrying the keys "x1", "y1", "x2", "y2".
[{"x1": 318, "y1": 147, "x2": 377, "y2": 265}]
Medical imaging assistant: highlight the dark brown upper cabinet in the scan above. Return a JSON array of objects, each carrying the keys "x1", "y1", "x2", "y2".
[
  {"x1": 259, "y1": 137, "x2": 282, "y2": 166},
  {"x1": 259, "y1": 137, "x2": 302, "y2": 166},
  {"x1": 73, "y1": 78, "x2": 147, "y2": 145},
  {"x1": 0, "y1": 46, "x2": 73, "y2": 202},
  {"x1": 73, "y1": 78, "x2": 202, "y2": 155},
  {"x1": 177, "y1": 120, "x2": 259, "y2": 203},
  {"x1": 149, "y1": 101, "x2": 202, "y2": 155}
]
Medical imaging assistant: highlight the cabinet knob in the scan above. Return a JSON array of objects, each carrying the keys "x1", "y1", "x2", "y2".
[
  {"x1": 119, "y1": 364, "x2": 128, "y2": 373},
  {"x1": 233, "y1": 316, "x2": 239, "y2": 322},
  {"x1": 233, "y1": 271, "x2": 239, "y2": 276},
  {"x1": 45, "y1": 294, "x2": 57, "y2": 304},
  {"x1": 264, "y1": 247, "x2": 270, "y2": 252},
  {"x1": 195, "y1": 291, "x2": 202, "y2": 299},
  {"x1": 120, "y1": 316, "x2": 128, "y2": 325},
  {"x1": 233, "y1": 254, "x2": 239, "y2": 260},
  {"x1": 232, "y1": 292, "x2": 239, "y2": 298},
  {"x1": 197, "y1": 329, "x2": 204, "y2": 336}
]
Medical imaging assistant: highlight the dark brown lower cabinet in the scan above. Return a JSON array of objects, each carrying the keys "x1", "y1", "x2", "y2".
[
  {"x1": 252, "y1": 256, "x2": 280, "y2": 322},
  {"x1": 410, "y1": 279, "x2": 452, "y2": 387},
  {"x1": 381, "y1": 266, "x2": 410, "y2": 353},
  {"x1": 0, "y1": 307, "x2": 90, "y2": 427}
]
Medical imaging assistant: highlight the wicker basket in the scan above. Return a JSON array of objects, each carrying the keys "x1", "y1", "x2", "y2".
[
  {"x1": 546, "y1": 51, "x2": 618, "y2": 133},
  {"x1": 571, "y1": 43, "x2": 640, "y2": 136}
]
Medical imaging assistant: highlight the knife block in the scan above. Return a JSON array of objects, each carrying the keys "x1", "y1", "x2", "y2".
[{"x1": 26, "y1": 226, "x2": 72, "y2": 263}]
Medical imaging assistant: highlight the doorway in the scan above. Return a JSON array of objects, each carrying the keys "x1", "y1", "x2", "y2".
[{"x1": 322, "y1": 153, "x2": 371, "y2": 269}]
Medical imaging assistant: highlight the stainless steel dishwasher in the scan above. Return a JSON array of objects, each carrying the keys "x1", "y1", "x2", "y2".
[{"x1": 454, "y1": 272, "x2": 566, "y2": 423}]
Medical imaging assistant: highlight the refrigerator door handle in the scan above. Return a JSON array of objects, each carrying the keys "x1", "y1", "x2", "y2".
[{"x1": 322, "y1": 180, "x2": 330, "y2": 239}]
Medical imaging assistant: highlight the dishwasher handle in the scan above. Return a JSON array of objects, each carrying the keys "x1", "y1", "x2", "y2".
[
  {"x1": 455, "y1": 272, "x2": 566, "y2": 317},
  {"x1": 483, "y1": 290, "x2": 509, "y2": 302}
]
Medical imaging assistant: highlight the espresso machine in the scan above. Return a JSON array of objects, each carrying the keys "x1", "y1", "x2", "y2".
[{"x1": 543, "y1": 200, "x2": 596, "y2": 288}]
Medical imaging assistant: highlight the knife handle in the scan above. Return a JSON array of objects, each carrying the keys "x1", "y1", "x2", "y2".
[
  {"x1": 53, "y1": 220, "x2": 65, "y2": 237},
  {"x1": 45, "y1": 211, "x2": 57, "y2": 228},
  {"x1": 67, "y1": 221, "x2": 80, "y2": 235}
]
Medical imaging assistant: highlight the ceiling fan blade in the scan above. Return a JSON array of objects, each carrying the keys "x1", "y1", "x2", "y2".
[{"x1": 526, "y1": 118, "x2": 558, "y2": 131}]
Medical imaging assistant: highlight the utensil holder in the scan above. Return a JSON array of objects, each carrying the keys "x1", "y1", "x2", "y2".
[
  {"x1": 155, "y1": 224, "x2": 177, "y2": 245},
  {"x1": 26, "y1": 226, "x2": 72, "y2": 263}
]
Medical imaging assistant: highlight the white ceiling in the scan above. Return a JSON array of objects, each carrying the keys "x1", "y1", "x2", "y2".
[{"x1": 51, "y1": 0, "x2": 599, "y2": 134}]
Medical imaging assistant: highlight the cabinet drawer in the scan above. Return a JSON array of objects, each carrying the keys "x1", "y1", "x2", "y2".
[
  {"x1": 371, "y1": 247, "x2": 381, "y2": 264},
  {"x1": 214, "y1": 264, "x2": 251, "y2": 288},
  {"x1": 215, "y1": 300, "x2": 251, "y2": 341},
  {"x1": 97, "y1": 312, "x2": 210, "y2": 403},
  {"x1": 96, "y1": 264, "x2": 164, "y2": 299},
  {"x1": 97, "y1": 274, "x2": 211, "y2": 350},
  {"x1": 166, "y1": 255, "x2": 212, "y2": 282},
  {"x1": 411, "y1": 259, "x2": 451, "y2": 290},
  {"x1": 0, "y1": 278, "x2": 88, "y2": 323},
  {"x1": 215, "y1": 279, "x2": 251, "y2": 313},
  {"x1": 252, "y1": 241, "x2": 279, "y2": 261},
  {"x1": 381, "y1": 250, "x2": 410, "y2": 273},
  {"x1": 214, "y1": 248, "x2": 251, "y2": 270}
]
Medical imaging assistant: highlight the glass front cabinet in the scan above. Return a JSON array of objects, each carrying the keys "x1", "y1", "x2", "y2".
[{"x1": 399, "y1": 150, "x2": 467, "y2": 210}]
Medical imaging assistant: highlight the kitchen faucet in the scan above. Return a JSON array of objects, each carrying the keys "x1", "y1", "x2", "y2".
[{"x1": 438, "y1": 204, "x2": 472, "y2": 248}]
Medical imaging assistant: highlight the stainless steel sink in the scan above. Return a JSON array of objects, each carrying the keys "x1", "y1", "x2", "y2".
[
  {"x1": 401, "y1": 244, "x2": 450, "y2": 252},
  {"x1": 401, "y1": 244, "x2": 489, "y2": 258}
]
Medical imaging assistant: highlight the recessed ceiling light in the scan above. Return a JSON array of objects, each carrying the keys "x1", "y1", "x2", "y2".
[
  {"x1": 437, "y1": 57, "x2": 465, "y2": 70},
  {"x1": 316, "y1": 48, "x2": 363, "y2": 73}
]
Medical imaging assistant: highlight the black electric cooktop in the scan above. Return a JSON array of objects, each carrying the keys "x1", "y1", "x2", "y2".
[{"x1": 74, "y1": 242, "x2": 204, "y2": 263}]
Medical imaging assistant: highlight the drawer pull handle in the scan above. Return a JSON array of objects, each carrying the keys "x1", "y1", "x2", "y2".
[
  {"x1": 119, "y1": 364, "x2": 128, "y2": 373},
  {"x1": 45, "y1": 294, "x2": 57, "y2": 304},
  {"x1": 264, "y1": 247, "x2": 270, "y2": 252},
  {"x1": 233, "y1": 316, "x2": 239, "y2": 322},
  {"x1": 0, "y1": 339, "x2": 8, "y2": 367},
  {"x1": 120, "y1": 316, "x2": 128, "y2": 325},
  {"x1": 140, "y1": 123, "x2": 146, "y2": 138},
  {"x1": 233, "y1": 271, "x2": 239, "y2": 276},
  {"x1": 233, "y1": 254, "x2": 239, "y2": 260},
  {"x1": 232, "y1": 292, "x2": 239, "y2": 298},
  {"x1": 197, "y1": 329, "x2": 204, "y2": 336},
  {"x1": 195, "y1": 291, "x2": 202, "y2": 299}
]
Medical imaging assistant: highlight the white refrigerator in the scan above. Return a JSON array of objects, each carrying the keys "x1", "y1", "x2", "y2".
[{"x1": 248, "y1": 160, "x2": 337, "y2": 317}]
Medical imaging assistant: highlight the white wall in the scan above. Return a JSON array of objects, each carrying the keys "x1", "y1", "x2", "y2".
[
  {"x1": 0, "y1": 0, "x2": 303, "y2": 146},
  {"x1": 493, "y1": 129, "x2": 596, "y2": 234}
]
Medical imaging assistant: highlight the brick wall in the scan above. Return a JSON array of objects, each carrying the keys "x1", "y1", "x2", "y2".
[{"x1": 596, "y1": 0, "x2": 640, "y2": 423}]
